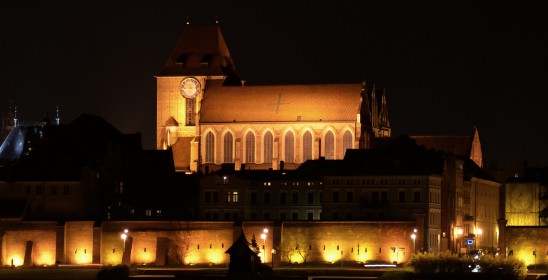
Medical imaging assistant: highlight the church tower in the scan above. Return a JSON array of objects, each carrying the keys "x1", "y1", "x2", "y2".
[{"x1": 156, "y1": 24, "x2": 240, "y2": 172}]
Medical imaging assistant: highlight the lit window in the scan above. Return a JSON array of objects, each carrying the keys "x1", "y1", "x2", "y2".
[
  {"x1": 223, "y1": 132, "x2": 234, "y2": 163},
  {"x1": 285, "y1": 131, "x2": 294, "y2": 163},
  {"x1": 343, "y1": 131, "x2": 353, "y2": 156},
  {"x1": 325, "y1": 131, "x2": 335, "y2": 159},
  {"x1": 227, "y1": 191, "x2": 239, "y2": 203},
  {"x1": 205, "y1": 132, "x2": 215, "y2": 163},
  {"x1": 245, "y1": 131, "x2": 255, "y2": 163},
  {"x1": 303, "y1": 131, "x2": 313, "y2": 162},
  {"x1": 263, "y1": 131, "x2": 273, "y2": 163},
  {"x1": 145, "y1": 210, "x2": 152, "y2": 216}
]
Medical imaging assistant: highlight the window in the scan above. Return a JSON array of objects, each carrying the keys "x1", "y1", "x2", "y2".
[
  {"x1": 414, "y1": 191, "x2": 421, "y2": 203},
  {"x1": 332, "y1": 211, "x2": 339, "y2": 220},
  {"x1": 245, "y1": 131, "x2": 255, "y2": 163},
  {"x1": 213, "y1": 192, "x2": 219, "y2": 203},
  {"x1": 36, "y1": 185, "x2": 43, "y2": 195},
  {"x1": 381, "y1": 191, "x2": 388, "y2": 202},
  {"x1": 332, "y1": 191, "x2": 339, "y2": 203},
  {"x1": 223, "y1": 132, "x2": 234, "y2": 163},
  {"x1": 291, "y1": 212, "x2": 298, "y2": 220},
  {"x1": 26, "y1": 185, "x2": 31, "y2": 195},
  {"x1": 307, "y1": 192, "x2": 314, "y2": 204},
  {"x1": 145, "y1": 210, "x2": 152, "y2": 216},
  {"x1": 264, "y1": 131, "x2": 273, "y2": 163},
  {"x1": 227, "y1": 191, "x2": 239, "y2": 203},
  {"x1": 186, "y1": 98, "x2": 196, "y2": 126},
  {"x1": 263, "y1": 212, "x2": 270, "y2": 220},
  {"x1": 264, "y1": 192, "x2": 271, "y2": 204},
  {"x1": 280, "y1": 192, "x2": 287, "y2": 204},
  {"x1": 372, "y1": 191, "x2": 379, "y2": 202},
  {"x1": 250, "y1": 192, "x2": 257, "y2": 204},
  {"x1": 347, "y1": 191, "x2": 353, "y2": 202},
  {"x1": 343, "y1": 131, "x2": 353, "y2": 155},
  {"x1": 225, "y1": 213, "x2": 230, "y2": 220},
  {"x1": 303, "y1": 131, "x2": 313, "y2": 161},
  {"x1": 205, "y1": 132, "x2": 215, "y2": 163},
  {"x1": 292, "y1": 192, "x2": 299, "y2": 204},
  {"x1": 285, "y1": 131, "x2": 294, "y2": 163},
  {"x1": 251, "y1": 212, "x2": 257, "y2": 220},
  {"x1": 399, "y1": 191, "x2": 405, "y2": 203},
  {"x1": 51, "y1": 185, "x2": 57, "y2": 195},
  {"x1": 280, "y1": 212, "x2": 287, "y2": 220},
  {"x1": 325, "y1": 131, "x2": 335, "y2": 159},
  {"x1": 63, "y1": 185, "x2": 69, "y2": 195},
  {"x1": 205, "y1": 192, "x2": 211, "y2": 203},
  {"x1": 307, "y1": 212, "x2": 314, "y2": 221},
  {"x1": 156, "y1": 210, "x2": 162, "y2": 216}
]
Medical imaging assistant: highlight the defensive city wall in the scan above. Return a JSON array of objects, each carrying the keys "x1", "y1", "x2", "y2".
[{"x1": 1, "y1": 221, "x2": 546, "y2": 267}]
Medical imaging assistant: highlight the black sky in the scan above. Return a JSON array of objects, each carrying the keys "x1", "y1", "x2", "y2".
[{"x1": 2, "y1": 1, "x2": 547, "y2": 167}]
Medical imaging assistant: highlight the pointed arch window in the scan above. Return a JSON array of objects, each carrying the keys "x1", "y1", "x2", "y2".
[
  {"x1": 325, "y1": 131, "x2": 335, "y2": 160},
  {"x1": 205, "y1": 132, "x2": 215, "y2": 163},
  {"x1": 264, "y1": 131, "x2": 273, "y2": 163},
  {"x1": 245, "y1": 131, "x2": 255, "y2": 163},
  {"x1": 303, "y1": 131, "x2": 313, "y2": 162},
  {"x1": 343, "y1": 131, "x2": 353, "y2": 156},
  {"x1": 223, "y1": 132, "x2": 234, "y2": 163},
  {"x1": 285, "y1": 132, "x2": 294, "y2": 163}
]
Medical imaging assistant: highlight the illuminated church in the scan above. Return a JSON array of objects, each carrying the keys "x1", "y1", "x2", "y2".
[{"x1": 156, "y1": 25, "x2": 391, "y2": 172}]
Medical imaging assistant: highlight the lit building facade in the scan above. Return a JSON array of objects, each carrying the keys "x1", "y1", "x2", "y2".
[{"x1": 156, "y1": 25, "x2": 391, "y2": 172}]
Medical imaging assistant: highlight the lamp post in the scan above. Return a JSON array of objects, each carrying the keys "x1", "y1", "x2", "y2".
[
  {"x1": 261, "y1": 228, "x2": 268, "y2": 263},
  {"x1": 121, "y1": 229, "x2": 129, "y2": 252},
  {"x1": 411, "y1": 233, "x2": 416, "y2": 253}
]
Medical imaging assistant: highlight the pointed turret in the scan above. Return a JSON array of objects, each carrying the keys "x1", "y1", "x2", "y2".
[
  {"x1": 469, "y1": 126, "x2": 483, "y2": 168},
  {"x1": 378, "y1": 87, "x2": 391, "y2": 137},
  {"x1": 370, "y1": 83, "x2": 378, "y2": 131}
]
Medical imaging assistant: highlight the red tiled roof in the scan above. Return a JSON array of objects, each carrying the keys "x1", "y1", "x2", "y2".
[
  {"x1": 158, "y1": 26, "x2": 234, "y2": 77},
  {"x1": 200, "y1": 81, "x2": 362, "y2": 123}
]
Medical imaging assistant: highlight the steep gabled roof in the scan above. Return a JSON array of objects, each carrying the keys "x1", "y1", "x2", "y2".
[
  {"x1": 158, "y1": 25, "x2": 237, "y2": 77},
  {"x1": 200, "y1": 80, "x2": 362, "y2": 123}
]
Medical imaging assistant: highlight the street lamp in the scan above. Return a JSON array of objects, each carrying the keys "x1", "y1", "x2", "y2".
[
  {"x1": 121, "y1": 229, "x2": 129, "y2": 252},
  {"x1": 411, "y1": 233, "x2": 416, "y2": 253},
  {"x1": 261, "y1": 228, "x2": 268, "y2": 263}
]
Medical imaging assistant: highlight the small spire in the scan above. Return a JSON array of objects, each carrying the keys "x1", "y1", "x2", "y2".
[
  {"x1": 55, "y1": 105, "x2": 61, "y2": 125},
  {"x1": 13, "y1": 105, "x2": 18, "y2": 127}
]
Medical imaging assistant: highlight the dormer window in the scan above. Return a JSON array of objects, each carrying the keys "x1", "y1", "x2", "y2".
[
  {"x1": 175, "y1": 54, "x2": 189, "y2": 66},
  {"x1": 200, "y1": 54, "x2": 211, "y2": 67}
]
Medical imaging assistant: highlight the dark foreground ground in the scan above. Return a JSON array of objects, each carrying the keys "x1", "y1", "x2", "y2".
[{"x1": 0, "y1": 266, "x2": 545, "y2": 280}]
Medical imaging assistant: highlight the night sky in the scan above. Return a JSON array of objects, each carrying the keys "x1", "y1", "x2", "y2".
[{"x1": 2, "y1": 1, "x2": 547, "y2": 167}]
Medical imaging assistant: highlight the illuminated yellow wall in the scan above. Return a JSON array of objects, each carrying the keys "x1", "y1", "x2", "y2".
[
  {"x1": 1, "y1": 223, "x2": 57, "y2": 266},
  {"x1": 281, "y1": 221, "x2": 416, "y2": 264},
  {"x1": 506, "y1": 227, "x2": 548, "y2": 266},
  {"x1": 506, "y1": 182, "x2": 540, "y2": 226},
  {"x1": 101, "y1": 221, "x2": 233, "y2": 266},
  {"x1": 65, "y1": 221, "x2": 94, "y2": 264}
]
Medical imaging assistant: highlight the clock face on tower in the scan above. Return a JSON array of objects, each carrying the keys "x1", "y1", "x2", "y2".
[{"x1": 180, "y1": 77, "x2": 201, "y2": 99}]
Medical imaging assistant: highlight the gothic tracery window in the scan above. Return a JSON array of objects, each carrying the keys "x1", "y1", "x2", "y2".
[
  {"x1": 205, "y1": 132, "x2": 215, "y2": 163},
  {"x1": 325, "y1": 131, "x2": 335, "y2": 160},
  {"x1": 264, "y1": 131, "x2": 273, "y2": 163},
  {"x1": 245, "y1": 131, "x2": 255, "y2": 163},
  {"x1": 303, "y1": 131, "x2": 313, "y2": 162},
  {"x1": 223, "y1": 132, "x2": 234, "y2": 163},
  {"x1": 343, "y1": 130, "x2": 353, "y2": 156},
  {"x1": 285, "y1": 131, "x2": 294, "y2": 163}
]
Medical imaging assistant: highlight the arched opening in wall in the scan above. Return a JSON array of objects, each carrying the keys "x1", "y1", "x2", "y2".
[
  {"x1": 343, "y1": 130, "x2": 353, "y2": 157},
  {"x1": 245, "y1": 131, "x2": 255, "y2": 163},
  {"x1": 325, "y1": 131, "x2": 335, "y2": 160},
  {"x1": 205, "y1": 132, "x2": 215, "y2": 163},
  {"x1": 285, "y1": 131, "x2": 294, "y2": 163},
  {"x1": 223, "y1": 132, "x2": 234, "y2": 163},
  {"x1": 303, "y1": 131, "x2": 313, "y2": 162},
  {"x1": 263, "y1": 131, "x2": 273, "y2": 163}
]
